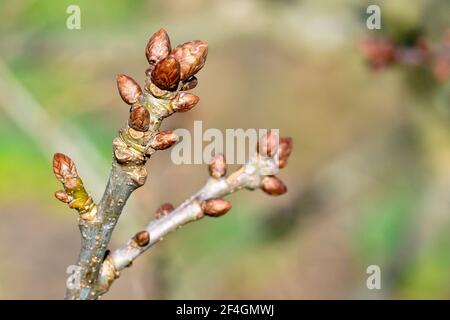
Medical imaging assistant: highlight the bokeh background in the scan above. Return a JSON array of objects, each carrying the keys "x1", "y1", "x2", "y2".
[{"x1": 0, "y1": 0, "x2": 449, "y2": 299}]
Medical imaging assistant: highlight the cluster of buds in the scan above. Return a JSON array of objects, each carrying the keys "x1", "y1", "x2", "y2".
[
  {"x1": 115, "y1": 29, "x2": 208, "y2": 161},
  {"x1": 359, "y1": 31, "x2": 450, "y2": 83},
  {"x1": 52, "y1": 153, "x2": 96, "y2": 221},
  {"x1": 197, "y1": 132, "x2": 293, "y2": 217},
  {"x1": 257, "y1": 131, "x2": 292, "y2": 196}
]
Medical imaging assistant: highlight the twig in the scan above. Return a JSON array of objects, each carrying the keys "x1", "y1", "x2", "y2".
[{"x1": 52, "y1": 29, "x2": 293, "y2": 300}]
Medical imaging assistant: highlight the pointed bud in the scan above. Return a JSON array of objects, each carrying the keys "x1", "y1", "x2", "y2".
[
  {"x1": 155, "y1": 203, "x2": 174, "y2": 219},
  {"x1": 133, "y1": 230, "x2": 150, "y2": 247},
  {"x1": 145, "y1": 28, "x2": 171, "y2": 69},
  {"x1": 202, "y1": 198, "x2": 232, "y2": 217},
  {"x1": 170, "y1": 40, "x2": 208, "y2": 81},
  {"x1": 171, "y1": 92, "x2": 199, "y2": 112},
  {"x1": 261, "y1": 176, "x2": 287, "y2": 196},
  {"x1": 128, "y1": 105, "x2": 150, "y2": 132},
  {"x1": 151, "y1": 56, "x2": 180, "y2": 91},
  {"x1": 257, "y1": 131, "x2": 279, "y2": 157},
  {"x1": 150, "y1": 130, "x2": 178, "y2": 150},
  {"x1": 117, "y1": 74, "x2": 142, "y2": 105},
  {"x1": 208, "y1": 154, "x2": 227, "y2": 179},
  {"x1": 180, "y1": 76, "x2": 198, "y2": 91},
  {"x1": 54, "y1": 190, "x2": 71, "y2": 203},
  {"x1": 277, "y1": 137, "x2": 293, "y2": 168},
  {"x1": 53, "y1": 153, "x2": 78, "y2": 182}
]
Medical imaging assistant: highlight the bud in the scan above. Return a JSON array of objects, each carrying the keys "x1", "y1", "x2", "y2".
[
  {"x1": 202, "y1": 198, "x2": 232, "y2": 217},
  {"x1": 180, "y1": 76, "x2": 198, "y2": 91},
  {"x1": 150, "y1": 130, "x2": 178, "y2": 150},
  {"x1": 208, "y1": 154, "x2": 227, "y2": 179},
  {"x1": 433, "y1": 51, "x2": 450, "y2": 82},
  {"x1": 128, "y1": 105, "x2": 150, "y2": 132},
  {"x1": 155, "y1": 203, "x2": 174, "y2": 219},
  {"x1": 133, "y1": 230, "x2": 150, "y2": 247},
  {"x1": 53, "y1": 153, "x2": 77, "y2": 182},
  {"x1": 170, "y1": 40, "x2": 208, "y2": 81},
  {"x1": 116, "y1": 74, "x2": 142, "y2": 105},
  {"x1": 358, "y1": 37, "x2": 396, "y2": 70},
  {"x1": 151, "y1": 56, "x2": 180, "y2": 91},
  {"x1": 55, "y1": 190, "x2": 71, "y2": 203},
  {"x1": 171, "y1": 92, "x2": 199, "y2": 112},
  {"x1": 145, "y1": 28, "x2": 171, "y2": 69},
  {"x1": 257, "y1": 131, "x2": 279, "y2": 157},
  {"x1": 277, "y1": 137, "x2": 293, "y2": 168},
  {"x1": 260, "y1": 176, "x2": 287, "y2": 196}
]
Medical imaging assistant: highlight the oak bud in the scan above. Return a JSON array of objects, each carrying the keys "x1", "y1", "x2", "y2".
[
  {"x1": 208, "y1": 154, "x2": 227, "y2": 179},
  {"x1": 260, "y1": 176, "x2": 287, "y2": 196},
  {"x1": 128, "y1": 105, "x2": 150, "y2": 132},
  {"x1": 145, "y1": 28, "x2": 171, "y2": 70},
  {"x1": 170, "y1": 40, "x2": 208, "y2": 81},
  {"x1": 151, "y1": 56, "x2": 180, "y2": 91},
  {"x1": 133, "y1": 230, "x2": 150, "y2": 247},
  {"x1": 202, "y1": 198, "x2": 232, "y2": 217},
  {"x1": 150, "y1": 131, "x2": 179, "y2": 150},
  {"x1": 171, "y1": 92, "x2": 199, "y2": 112},
  {"x1": 116, "y1": 74, "x2": 142, "y2": 105}
]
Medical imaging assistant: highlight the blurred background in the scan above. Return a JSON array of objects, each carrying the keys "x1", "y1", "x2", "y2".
[{"x1": 0, "y1": 0, "x2": 449, "y2": 299}]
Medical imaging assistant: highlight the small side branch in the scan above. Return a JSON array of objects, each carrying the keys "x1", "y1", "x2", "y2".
[{"x1": 96, "y1": 135, "x2": 293, "y2": 296}]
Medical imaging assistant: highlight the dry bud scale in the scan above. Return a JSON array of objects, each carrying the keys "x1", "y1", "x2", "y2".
[{"x1": 52, "y1": 29, "x2": 293, "y2": 300}]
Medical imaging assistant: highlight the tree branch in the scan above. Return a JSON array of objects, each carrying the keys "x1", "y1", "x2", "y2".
[
  {"x1": 52, "y1": 29, "x2": 293, "y2": 300},
  {"x1": 96, "y1": 140, "x2": 292, "y2": 297}
]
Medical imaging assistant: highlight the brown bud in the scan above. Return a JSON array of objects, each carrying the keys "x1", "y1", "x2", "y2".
[
  {"x1": 433, "y1": 51, "x2": 450, "y2": 82},
  {"x1": 277, "y1": 137, "x2": 293, "y2": 168},
  {"x1": 358, "y1": 37, "x2": 396, "y2": 70},
  {"x1": 53, "y1": 153, "x2": 77, "y2": 182},
  {"x1": 170, "y1": 40, "x2": 208, "y2": 81},
  {"x1": 151, "y1": 56, "x2": 180, "y2": 91},
  {"x1": 202, "y1": 198, "x2": 232, "y2": 217},
  {"x1": 116, "y1": 74, "x2": 142, "y2": 105},
  {"x1": 128, "y1": 105, "x2": 150, "y2": 132},
  {"x1": 54, "y1": 190, "x2": 71, "y2": 203},
  {"x1": 133, "y1": 230, "x2": 150, "y2": 247},
  {"x1": 155, "y1": 203, "x2": 174, "y2": 219},
  {"x1": 145, "y1": 28, "x2": 171, "y2": 69},
  {"x1": 208, "y1": 154, "x2": 227, "y2": 179},
  {"x1": 150, "y1": 131, "x2": 178, "y2": 150},
  {"x1": 180, "y1": 76, "x2": 198, "y2": 91},
  {"x1": 171, "y1": 92, "x2": 199, "y2": 112},
  {"x1": 261, "y1": 176, "x2": 287, "y2": 196},
  {"x1": 257, "y1": 131, "x2": 279, "y2": 157}
]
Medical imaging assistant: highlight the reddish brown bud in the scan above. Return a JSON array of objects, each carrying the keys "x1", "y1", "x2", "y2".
[
  {"x1": 133, "y1": 230, "x2": 150, "y2": 247},
  {"x1": 150, "y1": 131, "x2": 178, "y2": 150},
  {"x1": 358, "y1": 37, "x2": 396, "y2": 70},
  {"x1": 208, "y1": 154, "x2": 227, "y2": 179},
  {"x1": 257, "y1": 131, "x2": 279, "y2": 157},
  {"x1": 180, "y1": 76, "x2": 198, "y2": 91},
  {"x1": 170, "y1": 40, "x2": 208, "y2": 81},
  {"x1": 151, "y1": 56, "x2": 180, "y2": 91},
  {"x1": 145, "y1": 28, "x2": 171, "y2": 69},
  {"x1": 128, "y1": 105, "x2": 150, "y2": 132},
  {"x1": 277, "y1": 137, "x2": 293, "y2": 168},
  {"x1": 53, "y1": 153, "x2": 77, "y2": 182},
  {"x1": 202, "y1": 198, "x2": 232, "y2": 217},
  {"x1": 171, "y1": 92, "x2": 199, "y2": 112},
  {"x1": 261, "y1": 176, "x2": 287, "y2": 196},
  {"x1": 433, "y1": 50, "x2": 450, "y2": 82},
  {"x1": 54, "y1": 190, "x2": 71, "y2": 203},
  {"x1": 155, "y1": 203, "x2": 174, "y2": 219},
  {"x1": 116, "y1": 74, "x2": 142, "y2": 105}
]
